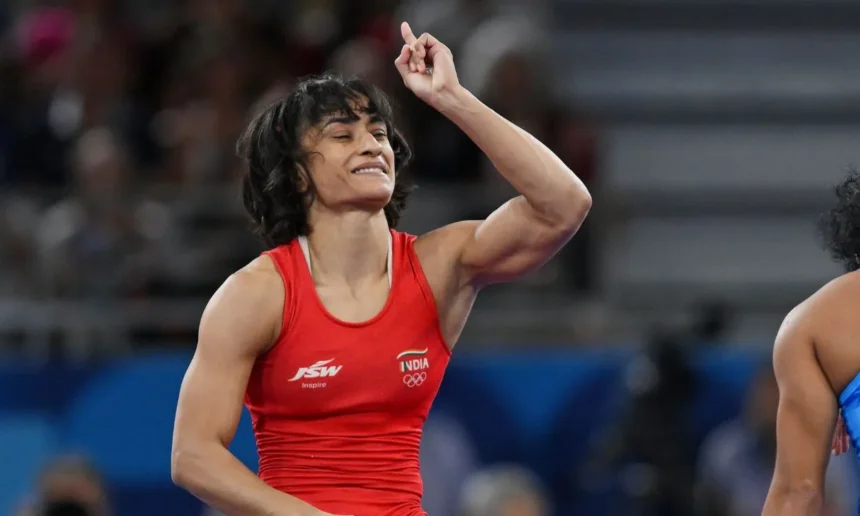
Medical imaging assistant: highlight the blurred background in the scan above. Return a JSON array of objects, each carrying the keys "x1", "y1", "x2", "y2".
[{"x1": 1, "y1": 0, "x2": 859, "y2": 514}]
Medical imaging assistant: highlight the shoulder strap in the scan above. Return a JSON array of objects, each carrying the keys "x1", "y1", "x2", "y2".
[{"x1": 297, "y1": 233, "x2": 393, "y2": 287}]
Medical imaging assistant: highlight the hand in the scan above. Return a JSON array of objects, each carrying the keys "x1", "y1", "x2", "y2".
[
  {"x1": 394, "y1": 21, "x2": 461, "y2": 109},
  {"x1": 832, "y1": 411, "x2": 850, "y2": 455}
]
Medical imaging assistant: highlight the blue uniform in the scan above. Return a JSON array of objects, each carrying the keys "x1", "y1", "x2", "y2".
[{"x1": 839, "y1": 373, "x2": 860, "y2": 514}]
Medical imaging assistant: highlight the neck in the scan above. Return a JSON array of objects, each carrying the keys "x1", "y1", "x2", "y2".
[{"x1": 304, "y1": 208, "x2": 390, "y2": 285}]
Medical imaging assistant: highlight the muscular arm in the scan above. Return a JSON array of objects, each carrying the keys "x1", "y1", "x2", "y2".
[
  {"x1": 396, "y1": 24, "x2": 591, "y2": 287},
  {"x1": 441, "y1": 88, "x2": 592, "y2": 286},
  {"x1": 171, "y1": 259, "x2": 326, "y2": 516},
  {"x1": 762, "y1": 307, "x2": 838, "y2": 516}
]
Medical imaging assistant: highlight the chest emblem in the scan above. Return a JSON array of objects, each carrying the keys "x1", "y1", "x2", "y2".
[
  {"x1": 398, "y1": 349, "x2": 429, "y2": 388},
  {"x1": 288, "y1": 359, "x2": 343, "y2": 389},
  {"x1": 397, "y1": 349, "x2": 429, "y2": 372}
]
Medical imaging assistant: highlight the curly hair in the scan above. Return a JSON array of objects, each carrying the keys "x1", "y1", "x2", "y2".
[
  {"x1": 237, "y1": 73, "x2": 413, "y2": 248},
  {"x1": 817, "y1": 169, "x2": 860, "y2": 272}
]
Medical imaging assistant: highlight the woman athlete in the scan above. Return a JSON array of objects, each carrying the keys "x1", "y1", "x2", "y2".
[
  {"x1": 762, "y1": 170, "x2": 860, "y2": 516},
  {"x1": 171, "y1": 22, "x2": 591, "y2": 516}
]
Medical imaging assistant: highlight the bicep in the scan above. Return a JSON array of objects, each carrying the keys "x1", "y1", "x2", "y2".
[
  {"x1": 174, "y1": 272, "x2": 279, "y2": 448},
  {"x1": 175, "y1": 342, "x2": 255, "y2": 448},
  {"x1": 459, "y1": 196, "x2": 580, "y2": 286},
  {"x1": 770, "y1": 316, "x2": 838, "y2": 494}
]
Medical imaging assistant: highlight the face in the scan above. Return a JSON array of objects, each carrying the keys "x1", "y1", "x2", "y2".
[
  {"x1": 499, "y1": 493, "x2": 546, "y2": 516},
  {"x1": 40, "y1": 471, "x2": 108, "y2": 515},
  {"x1": 76, "y1": 147, "x2": 125, "y2": 204},
  {"x1": 302, "y1": 104, "x2": 396, "y2": 214}
]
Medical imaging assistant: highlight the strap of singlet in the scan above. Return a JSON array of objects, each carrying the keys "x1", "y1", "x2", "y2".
[{"x1": 297, "y1": 232, "x2": 393, "y2": 288}]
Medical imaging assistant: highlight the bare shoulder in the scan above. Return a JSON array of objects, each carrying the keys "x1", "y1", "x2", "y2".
[
  {"x1": 788, "y1": 272, "x2": 860, "y2": 391},
  {"x1": 770, "y1": 286, "x2": 831, "y2": 403},
  {"x1": 781, "y1": 273, "x2": 860, "y2": 331},
  {"x1": 772, "y1": 277, "x2": 850, "y2": 362},
  {"x1": 806, "y1": 271, "x2": 860, "y2": 322},
  {"x1": 772, "y1": 272, "x2": 860, "y2": 396},
  {"x1": 236, "y1": 254, "x2": 283, "y2": 292},
  {"x1": 777, "y1": 273, "x2": 860, "y2": 349},
  {"x1": 199, "y1": 255, "x2": 285, "y2": 357},
  {"x1": 207, "y1": 255, "x2": 282, "y2": 316}
]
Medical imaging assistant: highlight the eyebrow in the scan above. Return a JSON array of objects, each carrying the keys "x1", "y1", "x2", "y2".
[
  {"x1": 322, "y1": 113, "x2": 384, "y2": 129},
  {"x1": 322, "y1": 116, "x2": 355, "y2": 128}
]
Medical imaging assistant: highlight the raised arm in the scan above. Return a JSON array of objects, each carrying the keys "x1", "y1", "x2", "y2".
[
  {"x1": 171, "y1": 258, "x2": 333, "y2": 516},
  {"x1": 395, "y1": 22, "x2": 591, "y2": 287},
  {"x1": 762, "y1": 306, "x2": 838, "y2": 516}
]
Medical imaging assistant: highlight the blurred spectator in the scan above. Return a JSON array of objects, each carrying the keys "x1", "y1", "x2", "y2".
[
  {"x1": 16, "y1": 453, "x2": 111, "y2": 516},
  {"x1": 31, "y1": 126, "x2": 177, "y2": 357},
  {"x1": 0, "y1": 0, "x2": 589, "y2": 349},
  {"x1": 4, "y1": 6, "x2": 77, "y2": 186},
  {"x1": 156, "y1": 46, "x2": 248, "y2": 184},
  {"x1": 328, "y1": 37, "x2": 392, "y2": 92},
  {"x1": 691, "y1": 300, "x2": 732, "y2": 344},
  {"x1": 459, "y1": 464, "x2": 551, "y2": 516},
  {"x1": 0, "y1": 0, "x2": 593, "y2": 348},
  {"x1": 695, "y1": 363, "x2": 855, "y2": 516},
  {"x1": 0, "y1": 196, "x2": 41, "y2": 297},
  {"x1": 37, "y1": 126, "x2": 166, "y2": 300},
  {"x1": 581, "y1": 331, "x2": 699, "y2": 516}
]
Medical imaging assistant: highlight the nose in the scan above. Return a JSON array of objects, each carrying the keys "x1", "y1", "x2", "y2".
[{"x1": 357, "y1": 130, "x2": 383, "y2": 157}]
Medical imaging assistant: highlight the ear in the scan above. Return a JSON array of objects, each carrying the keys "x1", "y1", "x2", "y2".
[{"x1": 296, "y1": 164, "x2": 311, "y2": 193}]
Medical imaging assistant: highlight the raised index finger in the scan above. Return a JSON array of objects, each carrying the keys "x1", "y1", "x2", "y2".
[{"x1": 401, "y1": 21, "x2": 417, "y2": 45}]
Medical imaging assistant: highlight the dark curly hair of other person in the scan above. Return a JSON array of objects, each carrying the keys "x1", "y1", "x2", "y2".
[
  {"x1": 817, "y1": 169, "x2": 860, "y2": 272},
  {"x1": 237, "y1": 73, "x2": 413, "y2": 248}
]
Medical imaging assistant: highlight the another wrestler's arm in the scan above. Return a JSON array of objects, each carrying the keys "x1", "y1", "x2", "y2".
[
  {"x1": 171, "y1": 257, "x2": 340, "y2": 516},
  {"x1": 762, "y1": 304, "x2": 837, "y2": 516}
]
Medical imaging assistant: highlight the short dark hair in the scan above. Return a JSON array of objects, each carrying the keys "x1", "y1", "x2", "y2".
[
  {"x1": 818, "y1": 169, "x2": 860, "y2": 272},
  {"x1": 237, "y1": 73, "x2": 413, "y2": 248}
]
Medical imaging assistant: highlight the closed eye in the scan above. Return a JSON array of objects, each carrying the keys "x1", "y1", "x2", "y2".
[
  {"x1": 373, "y1": 130, "x2": 387, "y2": 139},
  {"x1": 333, "y1": 134, "x2": 350, "y2": 140}
]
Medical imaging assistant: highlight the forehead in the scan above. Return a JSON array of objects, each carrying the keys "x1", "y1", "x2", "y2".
[{"x1": 319, "y1": 105, "x2": 383, "y2": 127}]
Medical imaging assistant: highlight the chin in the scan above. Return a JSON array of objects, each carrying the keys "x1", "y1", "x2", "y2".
[
  {"x1": 354, "y1": 184, "x2": 394, "y2": 207},
  {"x1": 356, "y1": 195, "x2": 394, "y2": 213},
  {"x1": 338, "y1": 189, "x2": 390, "y2": 213}
]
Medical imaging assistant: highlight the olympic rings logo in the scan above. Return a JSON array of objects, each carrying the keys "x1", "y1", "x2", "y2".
[{"x1": 403, "y1": 372, "x2": 427, "y2": 388}]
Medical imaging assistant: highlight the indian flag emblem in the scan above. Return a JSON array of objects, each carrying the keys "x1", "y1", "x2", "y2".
[{"x1": 397, "y1": 348, "x2": 430, "y2": 372}]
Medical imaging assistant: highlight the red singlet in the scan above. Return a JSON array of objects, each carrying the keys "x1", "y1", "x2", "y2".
[{"x1": 245, "y1": 230, "x2": 451, "y2": 516}]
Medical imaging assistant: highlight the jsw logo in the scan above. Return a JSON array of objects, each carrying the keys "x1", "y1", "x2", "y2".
[{"x1": 288, "y1": 359, "x2": 343, "y2": 382}]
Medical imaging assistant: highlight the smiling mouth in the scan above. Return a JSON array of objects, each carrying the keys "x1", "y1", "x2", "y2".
[{"x1": 351, "y1": 166, "x2": 388, "y2": 176}]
